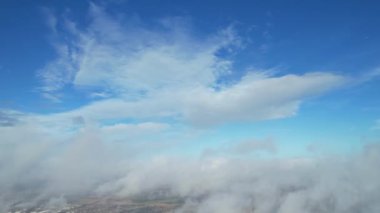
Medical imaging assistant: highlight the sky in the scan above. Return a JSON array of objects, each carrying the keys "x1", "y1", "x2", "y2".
[
  {"x1": 1, "y1": 0, "x2": 380, "y2": 156},
  {"x1": 1, "y1": 0, "x2": 380, "y2": 212}
]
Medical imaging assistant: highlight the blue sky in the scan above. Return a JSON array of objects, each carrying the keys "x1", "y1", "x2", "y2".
[
  {"x1": 3, "y1": 1, "x2": 380, "y2": 212},
  {"x1": 1, "y1": 0, "x2": 380, "y2": 158}
]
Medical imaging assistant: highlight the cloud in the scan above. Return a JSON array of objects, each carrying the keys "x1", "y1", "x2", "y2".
[
  {"x1": 355, "y1": 67, "x2": 380, "y2": 84},
  {"x1": 99, "y1": 145, "x2": 380, "y2": 213},
  {"x1": 37, "y1": 3, "x2": 347, "y2": 126},
  {"x1": 230, "y1": 138, "x2": 277, "y2": 154},
  {"x1": 2, "y1": 3, "x2": 373, "y2": 212},
  {"x1": 1, "y1": 118, "x2": 380, "y2": 212},
  {"x1": 0, "y1": 110, "x2": 21, "y2": 127},
  {"x1": 38, "y1": 71, "x2": 345, "y2": 127},
  {"x1": 102, "y1": 122, "x2": 169, "y2": 134},
  {"x1": 40, "y1": 3, "x2": 235, "y2": 95},
  {"x1": 201, "y1": 138, "x2": 277, "y2": 157},
  {"x1": 182, "y1": 72, "x2": 345, "y2": 125},
  {"x1": 100, "y1": 122, "x2": 170, "y2": 142}
]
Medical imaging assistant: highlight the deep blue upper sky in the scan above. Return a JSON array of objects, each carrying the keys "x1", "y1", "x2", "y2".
[{"x1": 1, "y1": 0, "x2": 380, "y2": 105}]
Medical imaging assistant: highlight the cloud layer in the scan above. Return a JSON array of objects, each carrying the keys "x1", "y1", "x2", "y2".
[{"x1": 1, "y1": 123, "x2": 380, "y2": 212}]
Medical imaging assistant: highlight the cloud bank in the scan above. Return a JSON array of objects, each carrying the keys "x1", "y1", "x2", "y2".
[{"x1": 1, "y1": 123, "x2": 380, "y2": 212}]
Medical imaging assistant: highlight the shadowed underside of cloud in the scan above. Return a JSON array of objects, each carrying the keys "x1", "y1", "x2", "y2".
[{"x1": 0, "y1": 110, "x2": 23, "y2": 127}]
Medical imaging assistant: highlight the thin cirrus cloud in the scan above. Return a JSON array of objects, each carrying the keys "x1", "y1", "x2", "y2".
[{"x1": 38, "y1": 3, "x2": 347, "y2": 127}]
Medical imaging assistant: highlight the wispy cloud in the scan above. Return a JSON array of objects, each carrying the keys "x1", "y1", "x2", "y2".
[{"x1": 37, "y1": 3, "x2": 347, "y2": 127}]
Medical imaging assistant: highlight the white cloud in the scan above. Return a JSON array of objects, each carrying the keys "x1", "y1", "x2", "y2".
[
  {"x1": 182, "y1": 72, "x2": 345, "y2": 125},
  {"x1": 38, "y1": 71, "x2": 345, "y2": 127},
  {"x1": 101, "y1": 122, "x2": 170, "y2": 141},
  {"x1": 41, "y1": 3, "x2": 234, "y2": 96},
  {"x1": 37, "y1": 4, "x2": 347, "y2": 127},
  {"x1": 102, "y1": 122, "x2": 169, "y2": 134},
  {"x1": 2, "y1": 3, "x2": 379, "y2": 213}
]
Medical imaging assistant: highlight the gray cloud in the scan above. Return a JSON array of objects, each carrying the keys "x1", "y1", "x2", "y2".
[
  {"x1": 1, "y1": 122, "x2": 380, "y2": 212},
  {"x1": 230, "y1": 138, "x2": 277, "y2": 154},
  {"x1": 0, "y1": 111, "x2": 21, "y2": 127}
]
